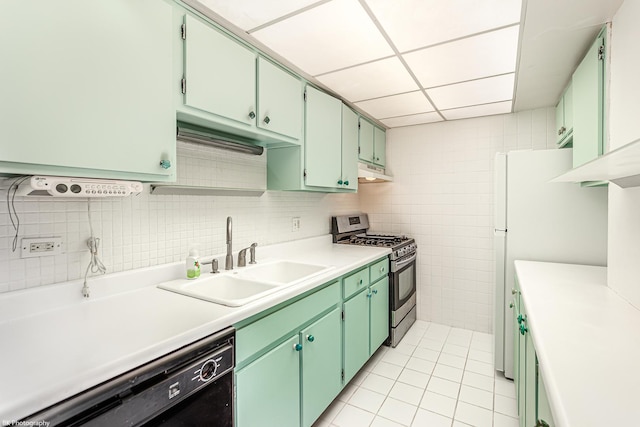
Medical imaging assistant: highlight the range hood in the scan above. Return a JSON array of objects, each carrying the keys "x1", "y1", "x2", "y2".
[
  {"x1": 358, "y1": 163, "x2": 393, "y2": 183},
  {"x1": 177, "y1": 122, "x2": 264, "y2": 156}
]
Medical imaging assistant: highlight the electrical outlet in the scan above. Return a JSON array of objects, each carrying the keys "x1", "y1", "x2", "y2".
[
  {"x1": 21, "y1": 237, "x2": 63, "y2": 258},
  {"x1": 292, "y1": 217, "x2": 301, "y2": 232}
]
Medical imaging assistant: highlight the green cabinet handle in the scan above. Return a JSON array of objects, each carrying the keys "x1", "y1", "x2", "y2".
[
  {"x1": 306, "y1": 335, "x2": 315, "y2": 342},
  {"x1": 520, "y1": 324, "x2": 528, "y2": 335},
  {"x1": 344, "y1": 180, "x2": 349, "y2": 186},
  {"x1": 338, "y1": 180, "x2": 343, "y2": 185},
  {"x1": 366, "y1": 291, "x2": 372, "y2": 298},
  {"x1": 517, "y1": 314, "x2": 525, "y2": 324},
  {"x1": 372, "y1": 289, "x2": 378, "y2": 295},
  {"x1": 380, "y1": 266, "x2": 385, "y2": 273},
  {"x1": 293, "y1": 343, "x2": 302, "y2": 351},
  {"x1": 159, "y1": 159, "x2": 171, "y2": 170},
  {"x1": 248, "y1": 111, "x2": 256, "y2": 119},
  {"x1": 359, "y1": 279, "x2": 363, "y2": 285},
  {"x1": 509, "y1": 302, "x2": 514, "y2": 309},
  {"x1": 264, "y1": 115, "x2": 271, "y2": 124},
  {"x1": 511, "y1": 288, "x2": 517, "y2": 295}
]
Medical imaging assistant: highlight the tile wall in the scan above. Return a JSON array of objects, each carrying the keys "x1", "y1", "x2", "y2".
[
  {"x1": 0, "y1": 141, "x2": 360, "y2": 293},
  {"x1": 359, "y1": 108, "x2": 557, "y2": 333}
]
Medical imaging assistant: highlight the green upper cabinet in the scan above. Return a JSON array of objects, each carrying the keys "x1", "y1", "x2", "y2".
[
  {"x1": 304, "y1": 86, "x2": 343, "y2": 188},
  {"x1": 572, "y1": 27, "x2": 606, "y2": 168},
  {"x1": 374, "y1": 126, "x2": 387, "y2": 167},
  {"x1": 0, "y1": 0, "x2": 175, "y2": 181},
  {"x1": 358, "y1": 118, "x2": 386, "y2": 167},
  {"x1": 341, "y1": 106, "x2": 359, "y2": 191},
  {"x1": 555, "y1": 82, "x2": 573, "y2": 148},
  {"x1": 183, "y1": 14, "x2": 255, "y2": 127},
  {"x1": 257, "y1": 57, "x2": 303, "y2": 141},
  {"x1": 359, "y1": 119, "x2": 375, "y2": 163}
]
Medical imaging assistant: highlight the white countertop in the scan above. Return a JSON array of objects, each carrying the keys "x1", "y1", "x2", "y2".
[
  {"x1": 514, "y1": 260, "x2": 640, "y2": 427},
  {"x1": 0, "y1": 235, "x2": 390, "y2": 421}
]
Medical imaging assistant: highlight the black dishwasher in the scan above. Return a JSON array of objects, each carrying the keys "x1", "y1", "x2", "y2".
[{"x1": 23, "y1": 327, "x2": 235, "y2": 426}]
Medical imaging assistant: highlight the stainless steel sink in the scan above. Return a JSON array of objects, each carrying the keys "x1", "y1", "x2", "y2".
[{"x1": 157, "y1": 261, "x2": 331, "y2": 307}]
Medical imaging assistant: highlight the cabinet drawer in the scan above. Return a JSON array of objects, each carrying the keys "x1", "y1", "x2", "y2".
[
  {"x1": 236, "y1": 281, "x2": 340, "y2": 364},
  {"x1": 369, "y1": 258, "x2": 389, "y2": 283},
  {"x1": 343, "y1": 267, "x2": 370, "y2": 299}
]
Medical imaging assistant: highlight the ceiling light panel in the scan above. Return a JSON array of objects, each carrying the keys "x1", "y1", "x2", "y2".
[
  {"x1": 427, "y1": 73, "x2": 515, "y2": 110},
  {"x1": 403, "y1": 26, "x2": 520, "y2": 89},
  {"x1": 317, "y1": 57, "x2": 418, "y2": 102},
  {"x1": 381, "y1": 112, "x2": 443, "y2": 128},
  {"x1": 441, "y1": 101, "x2": 512, "y2": 120},
  {"x1": 354, "y1": 91, "x2": 435, "y2": 119},
  {"x1": 251, "y1": 0, "x2": 393, "y2": 76},
  {"x1": 365, "y1": 0, "x2": 522, "y2": 52},
  {"x1": 197, "y1": 0, "x2": 321, "y2": 31}
]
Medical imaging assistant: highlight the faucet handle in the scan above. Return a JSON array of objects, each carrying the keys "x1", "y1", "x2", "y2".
[
  {"x1": 249, "y1": 243, "x2": 258, "y2": 264},
  {"x1": 238, "y1": 248, "x2": 248, "y2": 267}
]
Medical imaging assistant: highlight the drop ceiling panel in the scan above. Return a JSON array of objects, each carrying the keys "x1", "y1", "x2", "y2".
[
  {"x1": 197, "y1": 0, "x2": 320, "y2": 31},
  {"x1": 427, "y1": 73, "x2": 515, "y2": 110},
  {"x1": 404, "y1": 26, "x2": 519, "y2": 89},
  {"x1": 381, "y1": 112, "x2": 443, "y2": 128},
  {"x1": 441, "y1": 101, "x2": 512, "y2": 120},
  {"x1": 317, "y1": 57, "x2": 419, "y2": 102},
  {"x1": 366, "y1": 0, "x2": 522, "y2": 52},
  {"x1": 251, "y1": 0, "x2": 393, "y2": 76},
  {"x1": 354, "y1": 91, "x2": 434, "y2": 119}
]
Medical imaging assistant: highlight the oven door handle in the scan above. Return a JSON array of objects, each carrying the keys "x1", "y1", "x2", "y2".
[{"x1": 392, "y1": 253, "x2": 416, "y2": 271}]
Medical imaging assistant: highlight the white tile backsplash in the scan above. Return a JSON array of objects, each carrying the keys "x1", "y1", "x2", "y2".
[
  {"x1": 0, "y1": 141, "x2": 359, "y2": 292},
  {"x1": 359, "y1": 108, "x2": 556, "y2": 333}
]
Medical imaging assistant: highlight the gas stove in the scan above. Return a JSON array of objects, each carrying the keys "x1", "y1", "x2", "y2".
[{"x1": 331, "y1": 214, "x2": 417, "y2": 261}]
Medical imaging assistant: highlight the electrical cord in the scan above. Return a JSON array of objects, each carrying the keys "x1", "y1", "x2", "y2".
[
  {"x1": 82, "y1": 198, "x2": 106, "y2": 298},
  {"x1": 6, "y1": 176, "x2": 30, "y2": 252}
]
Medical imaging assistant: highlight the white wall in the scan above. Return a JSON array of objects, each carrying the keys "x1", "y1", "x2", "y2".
[
  {"x1": 359, "y1": 108, "x2": 557, "y2": 333},
  {"x1": 0, "y1": 142, "x2": 360, "y2": 293},
  {"x1": 607, "y1": 0, "x2": 640, "y2": 309}
]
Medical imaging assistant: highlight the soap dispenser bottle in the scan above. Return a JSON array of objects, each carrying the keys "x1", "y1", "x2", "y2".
[{"x1": 186, "y1": 249, "x2": 201, "y2": 279}]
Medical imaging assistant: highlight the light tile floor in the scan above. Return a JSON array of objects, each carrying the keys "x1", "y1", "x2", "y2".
[{"x1": 313, "y1": 321, "x2": 518, "y2": 427}]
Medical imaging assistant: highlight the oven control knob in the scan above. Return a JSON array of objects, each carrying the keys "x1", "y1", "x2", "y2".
[{"x1": 199, "y1": 359, "x2": 219, "y2": 382}]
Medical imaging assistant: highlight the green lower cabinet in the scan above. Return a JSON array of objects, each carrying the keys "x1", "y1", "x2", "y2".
[
  {"x1": 236, "y1": 335, "x2": 300, "y2": 427},
  {"x1": 343, "y1": 289, "x2": 370, "y2": 383},
  {"x1": 370, "y1": 277, "x2": 390, "y2": 351},
  {"x1": 525, "y1": 330, "x2": 537, "y2": 426},
  {"x1": 301, "y1": 308, "x2": 342, "y2": 427}
]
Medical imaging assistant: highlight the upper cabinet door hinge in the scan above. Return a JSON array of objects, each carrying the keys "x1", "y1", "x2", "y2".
[
  {"x1": 303, "y1": 169, "x2": 307, "y2": 179},
  {"x1": 181, "y1": 78, "x2": 186, "y2": 94},
  {"x1": 358, "y1": 122, "x2": 361, "y2": 130},
  {"x1": 358, "y1": 146, "x2": 361, "y2": 154},
  {"x1": 341, "y1": 369, "x2": 345, "y2": 381},
  {"x1": 181, "y1": 23, "x2": 186, "y2": 40},
  {"x1": 341, "y1": 310, "x2": 345, "y2": 321},
  {"x1": 303, "y1": 91, "x2": 307, "y2": 102},
  {"x1": 598, "y1": 44, "x2": 605, "y2": 60}
]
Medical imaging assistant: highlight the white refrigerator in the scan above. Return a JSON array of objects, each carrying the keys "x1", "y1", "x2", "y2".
[{"x1": 494, "y1": 149, "x2": 608, "y2": 379}]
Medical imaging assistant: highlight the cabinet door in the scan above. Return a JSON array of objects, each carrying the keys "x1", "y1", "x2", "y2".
[
  {"x1": 525, "y1": 329, "x2": 537, "y2": 427},
  {"x1": 341, "y1": 105, "x2": 359, "y2": 190},
  {"x1": 0, "y1": 0, "x2": 175, "y2": 180},
  {"x1": 184, "y1": 14, "x2": 256, "y2": 127},
  {"x1": 343, "y1": 291, "x2": 370, "y2": 383},
  {"x1": 572, "y1": 32, "x2": 605, "y2": 167},
  {"x1": 258, "y1": 57, "x2": 302, "y2": 140},
  {"x1": 235, "y1": 335, "x2": 300, "y2": 427},
  {"x1": 370, "y1": 278, "x2": 390, "y2": 353},
  {"x1": 373, "y1": 127, "x2": 387, "y2": 167},
  {"x1": 304, "y1": 86, "x2": 342, "y2": 188},
  {"x1": 359, "y1": 119, "x2": 375, "y2": 163},
  {"x1": 555, "y1": 96, "x2": 565, "y2": 145},
  {"x1": 564, "y1": 82, "x2": 573, "y2": 138},
  {"x1": 537, "y1": 368, "x2": 555, "y2": 426},
  {"x1": 301, "y1": 308, "x2": 342, "y2": 427}
]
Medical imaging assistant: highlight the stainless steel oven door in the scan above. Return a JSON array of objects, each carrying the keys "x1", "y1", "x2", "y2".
[{"x1": 391, "y1": 253, "x2": 417, "y2": 313}]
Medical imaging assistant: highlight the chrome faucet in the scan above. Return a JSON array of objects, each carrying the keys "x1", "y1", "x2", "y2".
[
  {"x1": 225, "y1": 216, "x2": 233, "y2": 270},
  {"x1": 238, "y1": 243, "x2": 258, "y2": 267}
]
